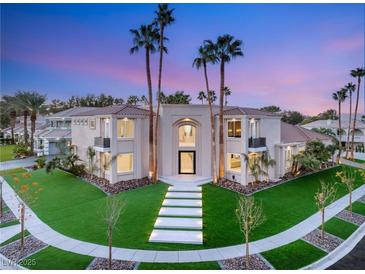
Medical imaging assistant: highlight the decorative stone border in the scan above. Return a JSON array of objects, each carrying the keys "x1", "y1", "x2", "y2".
[
  {"x1": 336, "y1": 210, "x2": 365, "y2": 226},
  {"x1": 219, "y1": 254, "x2": 273, "y2": 270},
  {"x1": 302, "y1": 228, "x2": 343, "y2": 253}
]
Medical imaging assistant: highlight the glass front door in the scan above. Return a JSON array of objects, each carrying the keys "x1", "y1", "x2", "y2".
[{"x1": 179, "y1": 151, "x2": 196, "y2": 174}]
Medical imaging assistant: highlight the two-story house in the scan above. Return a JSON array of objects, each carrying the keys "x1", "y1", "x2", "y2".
[{"x1": 71, "y1": 104, "x2": 332, "y2": 185}]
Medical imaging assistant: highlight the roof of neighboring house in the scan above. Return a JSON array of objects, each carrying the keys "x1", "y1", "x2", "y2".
[
  {"x1": 302, "y1": 118, "x2": 365, "y2": 129},
  {"x1": 222, "y1": 106, "x2": 281, "y2": 117},
  {"x1": 48, "y1": 107, "x2": 98, "y2": 119},
  {"x1": 72, "y1": 105, "x2": 150, "y2": 117},
  {"x1": 281, "y1": 121, "x2": 332, "y2": 144},
  {"x1": 40, "y1": 128, "x2": 71, "y2": 139}
]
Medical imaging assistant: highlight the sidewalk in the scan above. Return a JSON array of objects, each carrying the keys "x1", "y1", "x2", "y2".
[
  {"x1": 0, "y1": 156, "x2": 53, "y2": 171},
  {"x1": 2, "y1": 176, "x2": 365, "y2": 263}
]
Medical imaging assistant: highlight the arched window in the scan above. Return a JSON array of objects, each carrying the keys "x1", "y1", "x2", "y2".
[{"x1": 179, "y1": 125, "x2": 196, "y2": 147}]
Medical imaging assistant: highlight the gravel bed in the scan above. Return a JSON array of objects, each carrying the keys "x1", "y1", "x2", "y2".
[
  {"x1": 220, "y1": 254, "x2": 272, "y2": 270},
  {"x1": 217, "y1": 179, "x2": 284, "y2": 195},
  {"x1": 87, "y1": 257, "x2": 137, "y2": 270},
  {"x1": 79, "y1": 173, "x2": 152, "y2": 195},
  {"x1": 336, "y1": 210, "x2": 365, "y2": 226},
  {"x1": 0, "y1": 235, "x2": 47, "y2": 262},
  {"x1": 302, "y1": 228, "x2": 343, "y2": 253},
  {"x1": 1, "y1": 208, "x2": 17, "y2": 224}
]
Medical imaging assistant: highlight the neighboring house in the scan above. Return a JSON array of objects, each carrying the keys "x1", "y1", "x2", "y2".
[
  {"x1": 34, "y1": 107, "x2": 97, "y2": 156},
  {"x1": 302, "y1": 115, "x2": 365, "y2": 154},
  {"x1": 71, "y1": 104, "x2": 332, "y2": 185}
]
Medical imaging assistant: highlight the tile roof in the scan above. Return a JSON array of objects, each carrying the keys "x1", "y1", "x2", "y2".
[
  {"x1": 48, "y1": 107, "x2": 98, "y2": 118},
  {"x1": 223, "y1": 107, "x2": 281, "y2": 117},
  {"x1": 72, "y1": 105, "x2": 150, "y2": 117},
  {"x1": 40, "y1": 129, "x2": 71, "y2": 139},
  {"x1": 281, "y1": 121, "x2": 332, "y2": 144}
]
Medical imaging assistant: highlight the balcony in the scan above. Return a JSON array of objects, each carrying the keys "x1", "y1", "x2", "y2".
[
  {"x1": 248, "y1": 137, "x2": 266, "y2": 152},
  {"x1": 94, "y1": 137, "x2": 111, "y2": 152}
]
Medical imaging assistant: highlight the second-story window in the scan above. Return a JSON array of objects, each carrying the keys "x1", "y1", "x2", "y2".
[
  {"x1": 228, "y1": 120, "x2": 241, "y2": 138},
  {"x1": 117, "y1": 118, "x2": 134, "y2": 138}
]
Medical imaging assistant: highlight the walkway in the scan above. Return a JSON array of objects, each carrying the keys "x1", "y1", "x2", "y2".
[
  {"x1": 0, "y1": 156, "x2": 53, "y2": 171},
  {"x1": 0, "y1": 224, "x2": 21, "y2": 243},
  {"x1": 2, "y1": 175, "x2": 365, "y2": 263},
  {"x1": 149, "y1": 176, "x2": 207, "y2": 245}
]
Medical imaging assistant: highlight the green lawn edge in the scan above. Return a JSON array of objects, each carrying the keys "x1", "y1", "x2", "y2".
[{"x1": 138, "y1": 261, "x2": 221, "y2": 270}]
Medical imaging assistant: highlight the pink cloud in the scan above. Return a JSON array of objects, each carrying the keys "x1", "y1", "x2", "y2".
[{"x1": 325, "y1": 34, "x2": 364, "y2": 52}]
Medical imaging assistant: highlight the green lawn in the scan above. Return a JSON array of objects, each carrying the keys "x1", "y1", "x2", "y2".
[
  {"x1": 352, "y1": 201, "x2": 365, "y2": 216},
  {"x1": 138, "y1": 261, "x2": 221, "y2": 270},
  {"x1": 323, "y1": 217, "x2": 358, "y2": 239},
  {"x1": 0, "y1": 219, "x2": 19, "y2": 228},
  {"x1": 0, "y1": 167, "x2": 25, "y2": 176},
  {"x1": 353, "y1": 159, "x2": 365, "y2": 164},
  {"x1": 0, "y1": 145, "x2": 16, "y2": 162},
  {"x1": 261, "y1": 240, "x2": 327, "y2": 270},
  {"x1": 21, "y1": 246, "x2": 93, "y2": 270},
  {"x1": 3, "y1": 165, "x2": 365, "y2": 250},
  {"x1": 0, "y1": 230, "x2": 30, "y2": 246}
]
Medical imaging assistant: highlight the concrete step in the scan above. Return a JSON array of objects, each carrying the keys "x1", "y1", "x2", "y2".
[
  {"x1": 162, "y1": 199, "x2": 202, "y2": 207},
  {"x1": 159, "y1": 176, "x2": 211, "y2": 186},
  {"x1": 149, "y1": 229, "x2": 203, "y2": 244},
  {"x1": 154, "y1": 217, "x2": 202, "y2": 229},
  {"x1": 159, "y1": 207, "x2": 202, "y2": 217},
  {"x1": 168, "y1": 186, "x2": 202, "y2": 192},
  {"x1": 166, "y1": 192, "x2": 202, "y2": 199}
]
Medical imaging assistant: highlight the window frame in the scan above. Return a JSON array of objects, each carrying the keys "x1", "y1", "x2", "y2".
[
  {"x1": 117, "y1": 118, "x2": 134, "y2": 139},
  {"x1": 227, "y1": 153, "x2": 242, "y2": 173},
  {"x1": 178, "y1": 124, "x2": 196, "y2": 147},
  {"x1": 227, "y1": 120, "x2": 242, "y2": 138},
  {"x1": 116, "y1": 153, "x2": 134, "y2": 174}
]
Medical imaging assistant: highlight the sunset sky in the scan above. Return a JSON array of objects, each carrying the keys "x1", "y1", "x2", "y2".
[{"x1": 1, "y1": 3, "x2": 364, "y2": 115}]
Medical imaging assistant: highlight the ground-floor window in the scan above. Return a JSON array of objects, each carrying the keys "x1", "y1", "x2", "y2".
[
  {"x1": 117, "y1": 153, "x2": 133, "y2": 173},
  {"x1": 285, "y1": 147, "x2": 292, "y2": 170},
  {"x1": 227, "y1": 153, "x2": 241, "y2": 173}
]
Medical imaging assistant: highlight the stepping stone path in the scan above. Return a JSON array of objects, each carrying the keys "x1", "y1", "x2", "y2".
[{"x1": 149, "y1": 184, "x2": 203, "y2": 245}]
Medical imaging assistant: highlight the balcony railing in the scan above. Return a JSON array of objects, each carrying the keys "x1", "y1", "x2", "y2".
[
  {"x1": 248, "y1": 137, "x2": 266, "y2": 148},
  {"x1": 94, "y1": 137, "x2": 110, "y2": 148}
]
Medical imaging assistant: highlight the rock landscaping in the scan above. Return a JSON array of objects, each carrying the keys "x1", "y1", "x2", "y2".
[
  {"x1": 1, "y1": 206, "x2": 17, "y2": 224},
  {"x1": 0, "y1": 235, "x2": 47, "y2": 262},
  {"x1": 87, "y1": 257, "x2": 137, "y2": 270},
  {"x1": 80, "y1": 173, "x2": 151, "y2": 195},
  {"x1": 218, "y1": 178, "x2": 283, "y2": 195},
  {"x1": 336, "y1": 210, "x2": 365, "y2": 226},
  {"x1": 302, "y1": 228, "x2": 343, "y2": 253},
  {"x1": 220, "y1": 255, "x2": 272, "y2": 270}
]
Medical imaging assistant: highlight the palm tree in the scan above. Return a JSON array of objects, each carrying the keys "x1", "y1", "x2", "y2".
[
  {"x1": 197, "y1": 91, "x2": 206, "y2": 104},
  {"x1": 193, "y1": 44, "x2": 219, "y2": 183},
  {"x1": 2, "y1": 96, "x2": 18, "y2": 144},
  {"x1": 126, "y1": 95, "x2": 140, "y2": 105},
  {"x1": 153, "y1": 4, "x2": 175, "y2": 183},
  {"x1": 208, "y1": 90, "x2": 217, "y2": 104},
  {"x1": 344, "y1": 82, "x2": 356, "y2": 158},
  {"x1": 14, "y1": 92, "x2": 31, "y2": 145},
  {"x1": 206, "y1": 35, "x2": 243, "y2": 179},
  {"x1": 224, "y1": 86, "x2": 231, "y2": 106},
  {"x1": 332, "y1": 89, "x2": 348, "y2": 160},
  {"x1": 350, "y1": 67, "x2": 365, "y2": 159},
  {"x1": 261, "y1": 151, "x2": 276, "y2": 183},
  {"x1": 140, "y1": 95, "x2": 148, "y2": 105},
  {"x1": 130, "y1": 24, "x2": 159, "y2": 181}
]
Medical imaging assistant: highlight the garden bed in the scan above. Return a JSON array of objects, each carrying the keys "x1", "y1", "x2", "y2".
[
  {"x1": 336, "y1": 210, "x2": 365, "y2": 226},
  {"x1": 1, "y1": 205, "x2": 17, "y2": 224},
  {"x1": 87, "y1": 257, "x2": 137, "y2": 270},
  {"x1": 302, "y1": 228, "x2": 343, "y2": 252},
  {"x1": 219, "y1": 254, "x2": 272, "y2": 270},
  {"x1": 79, "y1": 173, "x2": 152, "y2": 195}
]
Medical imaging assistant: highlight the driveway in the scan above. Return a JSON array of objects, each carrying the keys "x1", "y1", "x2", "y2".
[
  {"x1": 327, "y1": 236, "x2": 365, "y2": 270},
  {"x1": 0, "y1": 156, "x2": 53, "y2": 171}
]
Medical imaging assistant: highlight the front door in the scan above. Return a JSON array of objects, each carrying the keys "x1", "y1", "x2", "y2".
[{"x1": 179, "y1": 151, "x2": 196, "y2": 174}]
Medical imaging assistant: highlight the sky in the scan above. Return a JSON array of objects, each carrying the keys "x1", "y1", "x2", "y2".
[{"x1": 1, "y1": 3, "x2": 364, "y2": 115}]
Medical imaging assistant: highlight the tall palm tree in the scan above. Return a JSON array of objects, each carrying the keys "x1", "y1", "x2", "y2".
[
  {"x1": 126, "y1": 95, "x2": 140, "y2": 105},
  {"x1": 14, "y1": 91, "x2": 33, "y2": 146},
  {"x1": 206, "y1": 34, "x2": 243, "y2": 179},
  {"x1": 197, "y1": 91, "x2": 206, "y2": 104},
  {"x1": 193, "y1": 44, "x2": 219, "y2": 183},
  {"x1": 344, "y1": 82, "x2": 356, "y2": 158},
  {"x1": 153, "y1": 4, "x2": 174, "y2": 183},
  {"x1": 350, "y1": 67, "x2": 365, "y2": 159},
  {"x1": 208, "y1": 90, "x2": 217, "y2": 104},
  {"x1": 224, "y1": 86, "x2": 231, "y2": 106},
  {"x1": 130, "y1": 24, "x2": 159, "y2": 180},
  {"x1": 332, "y1": 88, "x2": 348, "y2": 160},
  {"x1": 2, "y1": 96, "x2": 18, "y2": 144}
]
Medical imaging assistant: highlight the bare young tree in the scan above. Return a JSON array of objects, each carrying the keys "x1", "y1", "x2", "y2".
[
  {"x1": 12, "y1": 173, "x2": 42, "y2": 250},
  {"x1": 0, "y1": 179, "x2": 3, "y2": 218},
  {"x1": 314, "y1": 180, "x2": 337, "y2": 241},
  {"x1": 336, "y1": 166, "x2": 356, "y2": 216},
  {"x1": 103, "y1": 196, "x2": 126, "y2": 270},
  {"x1": 236, "y1": 196, "x2": 265, "y2": 269}
]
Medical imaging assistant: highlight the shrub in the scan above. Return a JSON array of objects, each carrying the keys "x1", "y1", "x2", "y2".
[
  {"x1": 69, "y1": 163, "x2": 86, "y2": 176},
  {"x1": 13, "y1": 142, "x2": 31, "y2": 158},
  {"x1": 35, "y1": 156, "x2": 46, "y2": 168}
]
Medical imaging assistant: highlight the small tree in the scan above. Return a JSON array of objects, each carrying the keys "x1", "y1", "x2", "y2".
[
  {"x1": 12, "y1": 173, "x2": 42, "y2": 250},
  {"x1": 103, "y1": 196, "x2": 125, "y2": 270},
  {"x1": 336, "y1": 166, "x2": 356, "y2": 216},
  {"x1": 0, "y1": 179, "x2": 3, "y2": 218},
  {"x1": 236, "y1": 196, "x2": 265, "y2": 269},
  {"x1": 314, "y1": 180, "x2": 337, "y2": 241},
  {"x1": 261, "y1": 151, "x2": 276, "y2": 183},
  {"x1": 86, "y1": 146, "x2": 97, "y2": 174}
]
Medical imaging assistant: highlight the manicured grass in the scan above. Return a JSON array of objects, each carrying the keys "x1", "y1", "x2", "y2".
[
  {"x1": 0, "y1": 145, "x2": 15, "y2": 162},
  {"x1": 0, "y1": 230, "x2": 30, "y2": 246},
  {"x1": 261, "y1": 240, "x2": 327, "y2": 270},
  {"x1": 0, "y1": 167, "x2": 25, "y2": 176},
  {"x1": 4, "y1": 166, "x2": 365, "y2": 250},
  {"x1": 323, "y1": 217, "x2": 358, "y2": 239},
  {"x1": 203, "y1": 166, "x2": 365, "y2": 247},
  {"x1": 351, "y1": 201, "x2": 365, "y2": 216},
  {"x1": 0, "y1": 219, "x2": 19, "y2": 228},
  {"x1": 353, "y1": 159, "x2": 365, "y2": 164},
  {"x1": 138, "y1": 261, "x2": 221, "y2": 270},
  {"x1": 21, "y1": 246, "x2": 93, "y2": 270}
]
